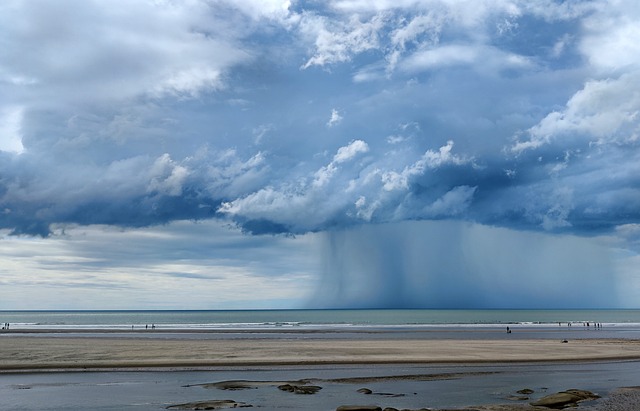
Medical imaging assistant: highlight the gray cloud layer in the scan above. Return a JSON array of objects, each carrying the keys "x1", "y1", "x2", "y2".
[{"x1": 1, "y1": 0, "x2": 639, "y2": 245}]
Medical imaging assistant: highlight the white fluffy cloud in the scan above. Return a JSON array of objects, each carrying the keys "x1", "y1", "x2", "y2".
[
  {"x1": 0, "y1": 0, "x2": 252, "y2": 107},
  {"x1": 224, "y1": 0, "x2": 293, "y2": 21},
  {"x1": 512, "y1": 71, "x2": 640, "y2": 153},
  {"x1": 381, "y1": 141, "x2": 471, "y2": 191},
  {"x1": 300, "y1": 13, "x2": 385, "y2": 69},
  {"x1": 327, "y1": 109, "x2": 343, "y2": 127},
  {"x1": 219, "y1": 140, "x2": 372, "y2": 230},
  {"x1": 580, "y1": 1, "x2": 640, "y2": 72},
  {"x1": 510, "y1": 0, "x2": 640, "y2": 154},
  {"x1": 401, "y1": 44, "x2": 533, "y2": 73},
  {"x1": 0, "y1": 106, "x2": 24, "y2": 154},
  {"x1": 333, "y1": 139, "x2": 368, "y2": 163}
]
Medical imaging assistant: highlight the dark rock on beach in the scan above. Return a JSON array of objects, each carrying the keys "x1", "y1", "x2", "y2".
[
  {"x1": 529, "y1": 389, "x2": 600, "y2": 408},
  {"x1": 204, "y1": 380, "x2": 260, "y2": 390},
  {"x1": 354, "y1": 387, "x2": 404, "y2": 397},
  {"x1": 517, "y1": 389, "x2": 535, "y2": 395},
  {"x1": 166, "y1": 399, "x2": 252, "y2": 409},
  {"x1": 202, "y1": 380, "x2": 310, "y2": 391},
  {"x1": 336, "y1": 406, "x2": 382, "y2": 411},
  {"x1": 506, "y1": 395, "x2": 530, "y2": 401},
  {"x1": 277, "y1": 383, "x2": 322, "y2": 394}
]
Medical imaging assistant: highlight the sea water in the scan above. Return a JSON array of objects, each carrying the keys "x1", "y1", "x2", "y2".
[{"x1": 1, "y1": 309, "x2": 639, "y2": 330}]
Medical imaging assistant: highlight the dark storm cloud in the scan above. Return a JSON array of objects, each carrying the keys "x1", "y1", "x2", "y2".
[{"x1": 0, "y1": 0, "x2": 639, "y2": 243}]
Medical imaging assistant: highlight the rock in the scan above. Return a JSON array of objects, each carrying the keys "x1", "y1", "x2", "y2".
[
  {"x1": 277, "y1": 384, "x2": 294, "y2": 392},
  {"x1": 294, "y1": 385, "x2": 322, "y2": 394},
  {"x1": 382, "y1": 408, "x2": 399, "y2": 411},
  {"x1": 204, "y1": 379, "x2": 310, "y2": 390},
  {"x1": 207, "y1": 381, "x2": 258, "y2": 390},
  {"x1": 166, "y1": 399, "x2": 252, "y2": 409},
  {"x1": 516, "y1": 388, "x2": 534, "y2": 395},
  {"x1": 506, "y1": 395, "x2": 529, "y2": 401},
  {"x1": 530, "y1": 389, "x2": 600, "y2": 408},
  {"x1": 336, "y1": 406, "x2": 382, "y2": 411},
  {"x1": 277, "y1": 384, "x2": 321, "y2": 394},
  {"x1": 564, "y1": 389, "x2": 599, "y2": 398},
  {"x1": 354, "y1": 387, "x2": 403, "y2": 397}
]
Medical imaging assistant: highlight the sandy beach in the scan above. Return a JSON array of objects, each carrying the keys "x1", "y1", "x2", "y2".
[{"x1": 1, "y1": 335, "x2": 640, "y2": 371}]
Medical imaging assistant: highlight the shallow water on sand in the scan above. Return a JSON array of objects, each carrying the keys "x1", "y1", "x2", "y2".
[{"x1": 2, "y1": 361, "x2": 640, "y2": 410}]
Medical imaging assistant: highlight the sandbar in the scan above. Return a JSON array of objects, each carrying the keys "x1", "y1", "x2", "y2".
[{"x1": 1, "y1": 336, "x2": 640, "y2": 371}]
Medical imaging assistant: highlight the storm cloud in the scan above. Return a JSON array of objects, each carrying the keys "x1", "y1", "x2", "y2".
[{"x1": 1, "y1": 1, "x2": 640, "y2": 308}]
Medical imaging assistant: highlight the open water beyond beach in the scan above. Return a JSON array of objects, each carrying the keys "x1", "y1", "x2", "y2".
[{"x1": 1, "y1": 309, "x2": 640, "y2": 331}]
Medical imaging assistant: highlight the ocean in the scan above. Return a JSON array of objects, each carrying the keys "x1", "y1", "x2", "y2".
[{"x1": 1, "y1": 309, "x2": 639, "y2": 330}]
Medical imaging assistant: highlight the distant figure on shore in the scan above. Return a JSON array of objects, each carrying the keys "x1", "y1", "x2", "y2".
[
  {"x1": 506, "y1": 326, "x2": 511, "y2": 334},
  {"x1": 152, "y1": 324, "x2": 155, "y2": 330}
]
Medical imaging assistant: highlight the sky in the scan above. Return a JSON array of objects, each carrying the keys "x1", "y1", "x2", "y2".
[{"x1": 1, "y1": 0, "x2": 640, "y2": 309}]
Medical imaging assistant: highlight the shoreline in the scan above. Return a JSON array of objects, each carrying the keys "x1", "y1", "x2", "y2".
[
  {"x1": 0, "y1": 326, "x2": 625, "y2": 333},
  {"x1": 2, "y1": 336, "x2": 640, "y2": 372}
]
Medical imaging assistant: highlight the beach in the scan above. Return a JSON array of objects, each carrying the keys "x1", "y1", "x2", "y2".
[
  {"x1": 1, "y1": 334, "x2": 640, "y2": 370},
  {"x1": 2, "y1": 328, "x2": 640, "y2": 410}
]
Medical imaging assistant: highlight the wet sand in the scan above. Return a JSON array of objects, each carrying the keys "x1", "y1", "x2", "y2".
[{"x1": 1, "y1": 335, "x2": 640, "y2": 371}]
